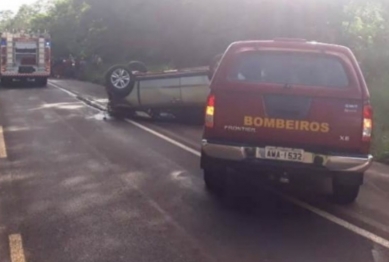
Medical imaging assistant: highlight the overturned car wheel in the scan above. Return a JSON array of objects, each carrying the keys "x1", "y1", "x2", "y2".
[{"x1": 105, "y1": 65, "x2": 135, "y2": 98}]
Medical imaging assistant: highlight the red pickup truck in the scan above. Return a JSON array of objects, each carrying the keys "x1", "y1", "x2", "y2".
[{"x1": 201, "y1": 39, "x2": 373, "y2": 204}]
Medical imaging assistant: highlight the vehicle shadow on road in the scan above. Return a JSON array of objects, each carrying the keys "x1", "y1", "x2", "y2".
[
  {"x1": 105, "y1": 111, "x2": 204, "y2": 126},
  {"x1": 133, "y1": 114, "x2": 204, "y2": 126},
  {"x1": 0, "y1": 82, "x2": 47, "y2": 89},
  {"x1": 208, "y1": 171, "x2": 332, "y2": 216}
]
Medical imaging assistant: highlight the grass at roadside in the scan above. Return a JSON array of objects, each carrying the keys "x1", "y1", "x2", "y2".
[
  {"x1": 77, "y1": 64, "x2": 110, "y2": 85},
  {"x1": 370, "y1": 76, "x2": 389, "y2": 163}
]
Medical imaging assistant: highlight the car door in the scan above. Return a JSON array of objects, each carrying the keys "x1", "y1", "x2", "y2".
[
  {"x1": 180, "y1": 74, "x2": 210, "y2": 107},
  {"x1": 139, "y1": 77, "x2": 181, "y2": 108}
]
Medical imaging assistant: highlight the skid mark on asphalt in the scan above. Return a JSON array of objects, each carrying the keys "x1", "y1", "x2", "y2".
[
  {"x1": 9, "y1": 234, "x2": 26, "y2": 262},
  {"x1": 0, "y1": 126, "x2": 7, "y2": 158}
]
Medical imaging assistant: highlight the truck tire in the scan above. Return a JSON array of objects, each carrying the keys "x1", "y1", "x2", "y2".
[
  {"x1": 204, "y1": 167, "x2": 226, "y2": 195},
  {"x1": 105, "y1": 65, "x2": 135, "y2": 98},
  {"x1": 1, "y1": 77, "x2": 12, "y2": 87},
  {"x1": 127, "y1": 61, "x2": 148, "y2": 73},
  {"x1": 38, "y1": 77, "x2": 48, "y2": 87},
  {"x1": 332, "y1": 183, "x2": 360, "y2": 205},
  {"x1": 332, "y1": 173, "x2": 363, "y2": 205}
]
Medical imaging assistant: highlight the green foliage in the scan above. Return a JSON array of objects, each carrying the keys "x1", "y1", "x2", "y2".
[
  {"x1": 1, "y1": 0, "x2": 389, "y2": 161},
  {"x1": 79, "y1": 66, "x2": 105, "y2": 85},
  {"x1": 2, "y1": 0, "x2": 388, "y2": 67},
  {"x1": 342, "y1": 0, "x2": 389, "y2": 81},
  {"x1": 370, "y1": 76, "x2": 389, "y2": 161},
  {"x1": 0, "y1": 10, "x2": 14, "y2": 30}
]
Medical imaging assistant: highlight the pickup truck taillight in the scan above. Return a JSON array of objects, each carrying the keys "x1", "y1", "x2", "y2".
[
  {"x1": 362, "y1": 104, "x2": 373, "y2": 142},
  {"x1": 205, "y1": 94, "x2": 215, "y2": 128}
]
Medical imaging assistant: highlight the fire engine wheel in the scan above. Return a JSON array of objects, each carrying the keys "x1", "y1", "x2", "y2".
[
  {"x1": 37, "y1": 77, "x2": 48, "y2": 87},
  {"x1": 105, "y1": 65, "x2": 135, "y2": 98},
  {"x1": 1, "y1": 77, "x2": 13, "y2": 87}
]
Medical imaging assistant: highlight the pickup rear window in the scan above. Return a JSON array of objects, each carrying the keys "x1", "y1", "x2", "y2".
[{"x1": 228, "y1": 52, "x2": 349, "y2": 88}]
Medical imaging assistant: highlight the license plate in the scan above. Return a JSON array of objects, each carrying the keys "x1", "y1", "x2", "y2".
[{"x1": 264, "y1": 147, "x2": 304, "y2": 162}]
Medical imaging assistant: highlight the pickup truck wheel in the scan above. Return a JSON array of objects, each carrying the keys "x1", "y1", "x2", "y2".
[
  {"x1": 105, "y1": 65, "x2": 135, "y2": 98},
  {"x1": 332, "y1": 181, "x2": 360, "y2": 205},
  {"x1": 204, "y1": 168, "x2": 226, "y2": 195}
]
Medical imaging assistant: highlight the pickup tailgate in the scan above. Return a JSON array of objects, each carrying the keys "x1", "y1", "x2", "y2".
[{"x1": 208, "y1": 51, "x2": 364, "y2": 153}]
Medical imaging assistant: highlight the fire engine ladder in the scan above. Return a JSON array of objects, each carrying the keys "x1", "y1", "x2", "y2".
[
  {"x1": 38, "y1": 38, "x2": 46, "y2": 70},
  {"x1": 6, "y1": 35, "x2": 13, "y2": 70}
]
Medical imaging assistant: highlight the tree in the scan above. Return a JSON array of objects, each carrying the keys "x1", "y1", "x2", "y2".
[
  {"x1": 0, "y1": 0, "x2": 388, "y2": 71},
  {"x1": 0, "y1": 10, "x2": 14, "y2": 31}
]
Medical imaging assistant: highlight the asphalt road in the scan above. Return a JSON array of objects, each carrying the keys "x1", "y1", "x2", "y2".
[{"x1": 0, "y1": 79, "x2": 388, "y2": 262}]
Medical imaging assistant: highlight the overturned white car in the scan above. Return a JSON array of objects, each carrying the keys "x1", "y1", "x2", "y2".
[{"x1": 105, "y1": 58, "x2": 221, "y2": 120}]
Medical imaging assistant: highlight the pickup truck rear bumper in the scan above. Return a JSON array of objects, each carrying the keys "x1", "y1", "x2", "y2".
[{"x1": 201, "y1": 140, "x2": 373, "y2": 173}]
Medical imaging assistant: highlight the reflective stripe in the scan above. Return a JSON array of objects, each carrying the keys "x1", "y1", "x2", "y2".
[{"x1": 1, "y1": 72, "x2": 50, "y2": 76}]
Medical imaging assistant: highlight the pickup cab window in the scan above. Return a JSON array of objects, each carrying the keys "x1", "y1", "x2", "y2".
[{"x1": 228, "y1": 52, "x2": 349, "y2": 88}]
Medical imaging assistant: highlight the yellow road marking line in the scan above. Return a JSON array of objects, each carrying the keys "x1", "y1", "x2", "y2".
[
  {"x1": 0, "y1": 126, "x2": 7, "y2": 158},
  {"x1": 9, "y1": 234, "x2": 26, "y2": 262}
]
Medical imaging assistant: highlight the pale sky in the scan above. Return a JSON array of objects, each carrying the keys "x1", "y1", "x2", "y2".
[{"x1": 2, "y1": 0, "x2": 36, "y2": 13}]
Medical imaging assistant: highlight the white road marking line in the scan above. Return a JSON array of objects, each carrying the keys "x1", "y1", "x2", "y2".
[
  {"x1": 9, "y1": 234, "x2": 26, "y2": 262},
  {"x1": 268, "y1": 188, "x2": 389, "y2": 249},
  {"x1": 51, "y1": 80, "x2": 389, "y2": 248},
  {"x1": 50, "y1": 82, "x2": 104, "y2": 111},
  {"x1": 125, "y1": 119, "x2": 201, "y2": 157},
  {"x1": 48, "y1": 82, "x2": 77, "y2": 97},
  {"x1": 0, "y1": 126, "x2": 8, "y2": 158},
  {"x1": 126, "y1": 119, "x2": 389, "y2": 249}
]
